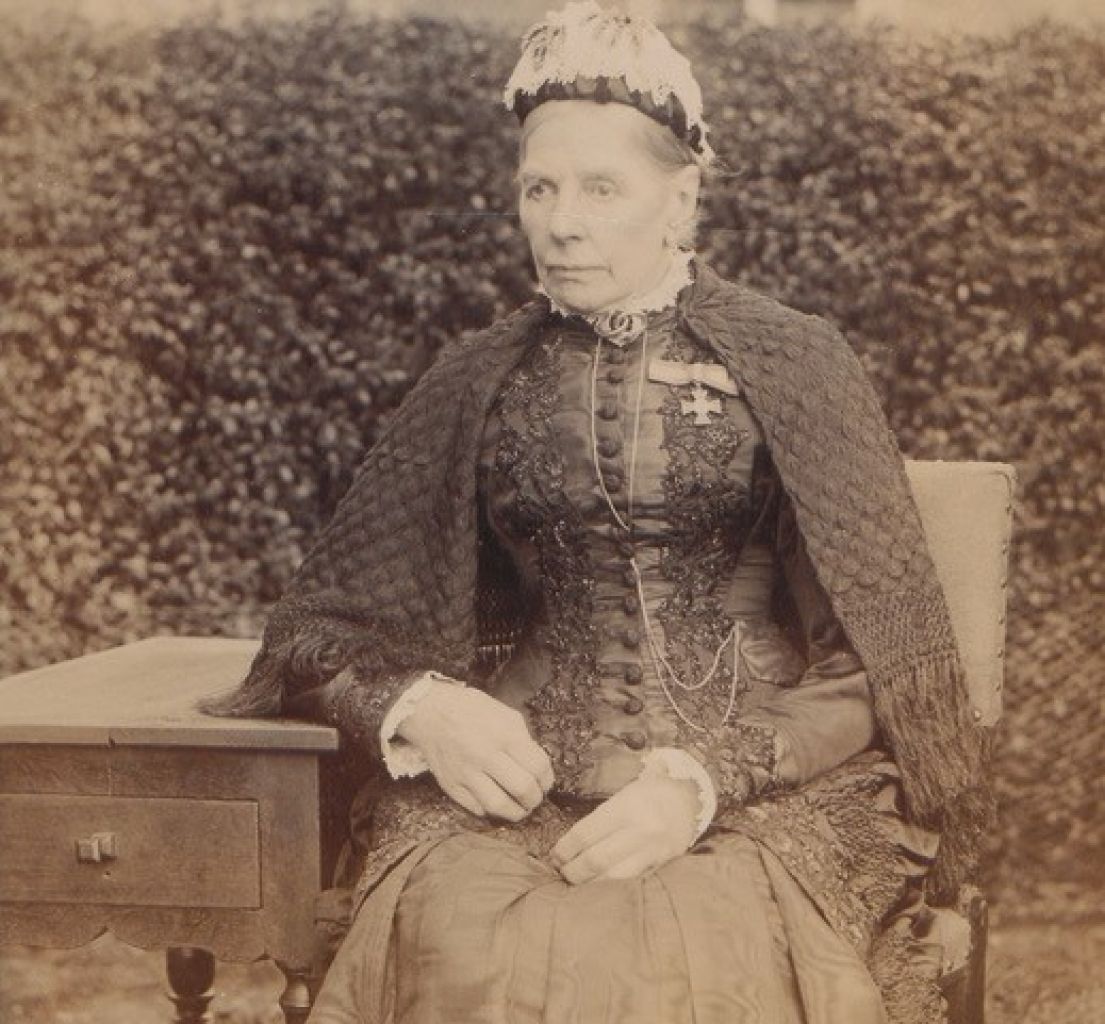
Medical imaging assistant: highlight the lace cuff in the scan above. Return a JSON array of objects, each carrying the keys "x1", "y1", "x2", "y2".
[
  {"x1": 313, "y1": 667, "x2": 424, "y2": 764},
  {"x1": 639, "y1": 746, "x2": 718, "y2": 840},
  {"x1": 687, "y1": 721, "x2": 788, "y2": 809},
  {"x1": 379, "y1": 670, "x2": 466, "y2": 779}
]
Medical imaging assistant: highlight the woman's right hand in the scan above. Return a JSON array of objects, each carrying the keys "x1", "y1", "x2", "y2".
[{"x1": 397, "y1": 682, "x2": 554, "y2": 822}]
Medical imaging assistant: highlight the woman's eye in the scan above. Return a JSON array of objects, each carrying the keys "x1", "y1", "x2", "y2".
[
  {"x1": 587, "y1": 180, "x2": 617, "y2": 199},
  {"x1": 524, "y1": 181, "x2": 550, "y2": 201}
]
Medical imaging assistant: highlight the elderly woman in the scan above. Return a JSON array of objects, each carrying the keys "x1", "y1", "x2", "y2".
[{"x1": 212, "y1": 4, "x2": 988, "y2": 1022}]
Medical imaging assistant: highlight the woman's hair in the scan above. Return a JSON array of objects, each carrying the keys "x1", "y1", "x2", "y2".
[
  {"x1": 517, "y1": 102, "x2": 708, "y2": 250},
  {"x1": 634, "y1": 115, "x2": 705, "y2": 250},
  {"x1": 635, "y1": 114, "x2": 699, "y2": 174}
]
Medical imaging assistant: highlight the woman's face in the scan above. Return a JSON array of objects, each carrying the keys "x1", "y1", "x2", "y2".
[{"x1": 517, "y1": 101, "x2": 699, "y2": 314}]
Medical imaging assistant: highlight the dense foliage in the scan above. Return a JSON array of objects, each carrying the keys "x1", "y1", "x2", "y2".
[{"x1": 1, "y1": 8, "x2": 1101, "y2": 913}]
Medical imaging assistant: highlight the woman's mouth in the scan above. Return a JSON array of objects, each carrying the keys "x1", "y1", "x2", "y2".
[{"x1": 546, "y1": 265, "x2": 602, "y2": 277}]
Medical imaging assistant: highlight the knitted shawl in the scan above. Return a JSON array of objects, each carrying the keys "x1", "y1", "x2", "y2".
[{"x1": 215, "y1": 262, "x2": 990, "y2": 897}]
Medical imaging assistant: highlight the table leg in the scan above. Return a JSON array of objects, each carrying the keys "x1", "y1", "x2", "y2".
[
  {"x1": 166, "y1": 946, "x2": 216, "y2": 1023},
  {"x1": 278, "y1": 963, "x2": 314, "y2": 1024}
]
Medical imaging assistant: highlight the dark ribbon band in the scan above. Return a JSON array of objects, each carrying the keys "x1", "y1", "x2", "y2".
[{"x1": 510, "y1": 74, "x2": 706, "y2": 156}]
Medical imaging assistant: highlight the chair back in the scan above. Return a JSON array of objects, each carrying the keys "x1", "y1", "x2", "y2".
[{"x1": 904, "y1": 460, "x2": 1015, "y2": 727}]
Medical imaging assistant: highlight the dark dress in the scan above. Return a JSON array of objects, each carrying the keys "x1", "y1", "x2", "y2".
[{"x1": 304, "y1": 302, "x2": 941, "y2": 1023}]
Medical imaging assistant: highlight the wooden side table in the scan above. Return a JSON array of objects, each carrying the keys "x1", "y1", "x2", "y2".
[{"x1": 0, "y1": 636, "x2": 340, "y2": 1023}]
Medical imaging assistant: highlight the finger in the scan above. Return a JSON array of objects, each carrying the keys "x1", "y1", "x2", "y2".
[
  {"x1": 550, "y1": 806, "x2": 619, "y2": 866},
  {"x1": 559, "y1": 831, "x2": 640, "y2": 886},
  {"x1": 537, "y1": 758, "x2": 556, "y2": 794},
  {"x1": 507, "y1": 739, "x2": 556, "y2": 794},
  {"x1": 467, "y1": 773, "x2": 529, "y2": 823},
  {"x1": 440, "y1": 781, "x2": 484, "y2": 819},
  {"x1": 486, "y1": 752, "x2": 545, "y2": 812}
]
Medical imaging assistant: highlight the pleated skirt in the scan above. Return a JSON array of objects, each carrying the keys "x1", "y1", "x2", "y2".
[{"x1": 308, "y1": 827, "x2": 889, "y2": 1024}]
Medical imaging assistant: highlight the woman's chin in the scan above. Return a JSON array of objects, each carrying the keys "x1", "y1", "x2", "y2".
[{"x1": 542, "y1": 278, "x2": 618, "y2": 316}]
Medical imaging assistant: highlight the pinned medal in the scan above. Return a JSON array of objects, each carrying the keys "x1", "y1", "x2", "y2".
[{"x1": 648, "y1": 359, "x2": 738, "y2": 426}]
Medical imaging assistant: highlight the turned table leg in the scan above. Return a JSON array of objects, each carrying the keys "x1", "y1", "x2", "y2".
[
  {"x1": 278, "y1": 963, "x2": 314, "y2": 1024},
  {"x1": 166, "y1": 946, "x2": 216, "y2": 1023}
]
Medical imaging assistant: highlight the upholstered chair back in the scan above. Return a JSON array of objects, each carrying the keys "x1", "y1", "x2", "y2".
[{"x1": 904, "y1": 460, "x2": 1016, "y2": 727}]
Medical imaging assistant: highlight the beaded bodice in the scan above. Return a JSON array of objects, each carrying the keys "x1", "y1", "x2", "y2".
[{"x1": 479, "y1": 306, "x2": 811, "y2": 797}]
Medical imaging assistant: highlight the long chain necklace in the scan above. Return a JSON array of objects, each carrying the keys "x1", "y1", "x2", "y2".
[{"x1": 589, "y1": 328, "x2": 741, "y2": 732}]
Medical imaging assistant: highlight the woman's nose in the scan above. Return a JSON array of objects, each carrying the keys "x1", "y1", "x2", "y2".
[{"x1": 547, "y1": 193, "x2": 586, "y2": 242}]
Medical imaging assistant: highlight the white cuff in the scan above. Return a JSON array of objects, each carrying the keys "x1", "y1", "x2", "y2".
[
  {"x1": 638, "y1": 746, "x2": 717, "y2": 841},
  {"x1": 379, "y1": 671, "x2": 466, "y2": 779}
]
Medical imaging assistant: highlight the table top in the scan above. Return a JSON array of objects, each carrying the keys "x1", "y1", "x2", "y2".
[{"x1": 0, "y1": 637, "x2": 339, "y2": 752}]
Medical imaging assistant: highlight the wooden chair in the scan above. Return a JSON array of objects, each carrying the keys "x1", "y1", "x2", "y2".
[{"x1": 904, "y1": 459, "x2": 1015, "y2": 1024}]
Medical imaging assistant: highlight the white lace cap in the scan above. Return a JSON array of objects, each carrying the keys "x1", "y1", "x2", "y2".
[{"x1": 503, "y1": 1, "x2": 715, "y2": 165}]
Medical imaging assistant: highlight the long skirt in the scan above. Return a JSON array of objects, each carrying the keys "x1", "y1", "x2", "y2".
[{"x1": 308, "y1": 826, "x2": 893, "y2": 1024}]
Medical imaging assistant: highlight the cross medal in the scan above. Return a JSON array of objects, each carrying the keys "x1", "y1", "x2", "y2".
[
  {"x1": 681, "y1": 385, "x2": 722, "y2": 426},
  {"x1": 648, "y1": 359, "x2": 738, "y2": 426}
]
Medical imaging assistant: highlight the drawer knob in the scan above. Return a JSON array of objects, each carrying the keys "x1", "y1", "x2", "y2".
[{"x1": 75, "y1": 832, "x2": 119, "y2": 864}]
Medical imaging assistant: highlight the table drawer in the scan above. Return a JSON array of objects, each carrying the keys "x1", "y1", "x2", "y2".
[{"x1": 0, "y1": 794, "x2": 260, "y2": 909}]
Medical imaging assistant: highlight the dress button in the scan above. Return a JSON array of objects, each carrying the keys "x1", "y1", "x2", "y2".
[
  {"x1": 605, "y1": 472, "x2": 623, "y2": 492},
  {"x1": 622, "y1": 568, "x2": 636, "y2": 587},
  {"x1": 597, "y1": 437, "x2": 622, "y2": 458},
  {"x1": 623, "y1": 731, "x2": 648, "y2": 751},
  {"x1": 606, "y1": 367, "x2": 626, "y2": 384},
  {"x1": 624, "y1": 664, "x2": 644, "y2": 685},
  {"x1": 623, "y1": 594, "x2": 639, "y2": 614},
  {"x1": 622, "y1": 627, "x2": 640, "y2": 648},
  {"x1": 623, "y1": 697, "x2": 644, "y2": 715},
  {"x1": 607, "y1": 348, "x2": 626, "y2": 365}
]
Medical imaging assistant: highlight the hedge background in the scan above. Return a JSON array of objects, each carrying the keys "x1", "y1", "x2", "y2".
[{"x1": 1, "y1": 6, "x2": 1102, "y2": 922}]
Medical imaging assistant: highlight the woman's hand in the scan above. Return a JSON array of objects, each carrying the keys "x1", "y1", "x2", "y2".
[
  {"x1": 397, "y1": 683, "x2": 554, "y2": 822},
  {"x1": 550, "y1": 772, "x2": 700, "y2": 884}
]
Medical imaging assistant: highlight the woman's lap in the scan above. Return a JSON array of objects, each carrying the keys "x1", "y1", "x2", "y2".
[{"x1": 309, "y1": 828, "x2": 887, "y2": 1024}]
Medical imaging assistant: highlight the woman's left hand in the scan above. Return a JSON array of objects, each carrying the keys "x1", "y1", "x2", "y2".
[{"x1": 550, "y1": 773, "x2": 700, "y2": 884}]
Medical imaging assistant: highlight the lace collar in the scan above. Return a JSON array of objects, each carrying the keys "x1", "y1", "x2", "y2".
[{"x1": 540, "y1": 249, "x2": 695, "y2": 346}]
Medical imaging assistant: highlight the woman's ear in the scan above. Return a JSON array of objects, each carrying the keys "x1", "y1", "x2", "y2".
[
  {"x1": 665, "y1": 163, "x2": 702, "y2": 250},
  {"x1": 672, "y1": 163, "x2": 702, "y2": 224}
]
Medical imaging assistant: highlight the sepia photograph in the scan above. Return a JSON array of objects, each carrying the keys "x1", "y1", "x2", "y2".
[{"x1": 0, "y1": 1, "x2": 1102, "y2": 1022}]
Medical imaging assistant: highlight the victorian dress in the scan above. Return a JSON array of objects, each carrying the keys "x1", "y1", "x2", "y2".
[{"x1": 216, "y1": 260, "x2": 988, "y2": 1024}]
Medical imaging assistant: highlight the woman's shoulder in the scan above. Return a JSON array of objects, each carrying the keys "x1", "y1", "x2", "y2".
[
  {"x1": 686, "y1": 263, "x2": 850, "y2": 358},
  {"x1": 686, "y1": 264, "x2": 883, "y2": 423},
  {"x1": 433, "y1": 299, "x2": 550, "y2": 368},
  {"x1": 389, "y1": 298, "x2": 550, "y2": 418}
]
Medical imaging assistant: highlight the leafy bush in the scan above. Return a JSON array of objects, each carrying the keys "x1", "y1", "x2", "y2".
[{"x1": 2, "y1": 8, "x2": 1102, "y2": 913}]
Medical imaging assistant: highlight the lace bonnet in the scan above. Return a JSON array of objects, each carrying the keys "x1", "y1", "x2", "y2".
[{"x1": 503, "y1": 1, "x2": 715, "y2": 165}]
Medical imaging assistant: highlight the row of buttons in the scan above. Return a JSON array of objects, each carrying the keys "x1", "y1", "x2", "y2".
[
  {"x1": 601, "y1": 660, "x2": 644, "y2": 685},
  {"x1": 594, "y1": 339, "x2": 649, "y2": 753},
  {"x1": 597, "y1": 437, "x2": 621, "y2": 458}
]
